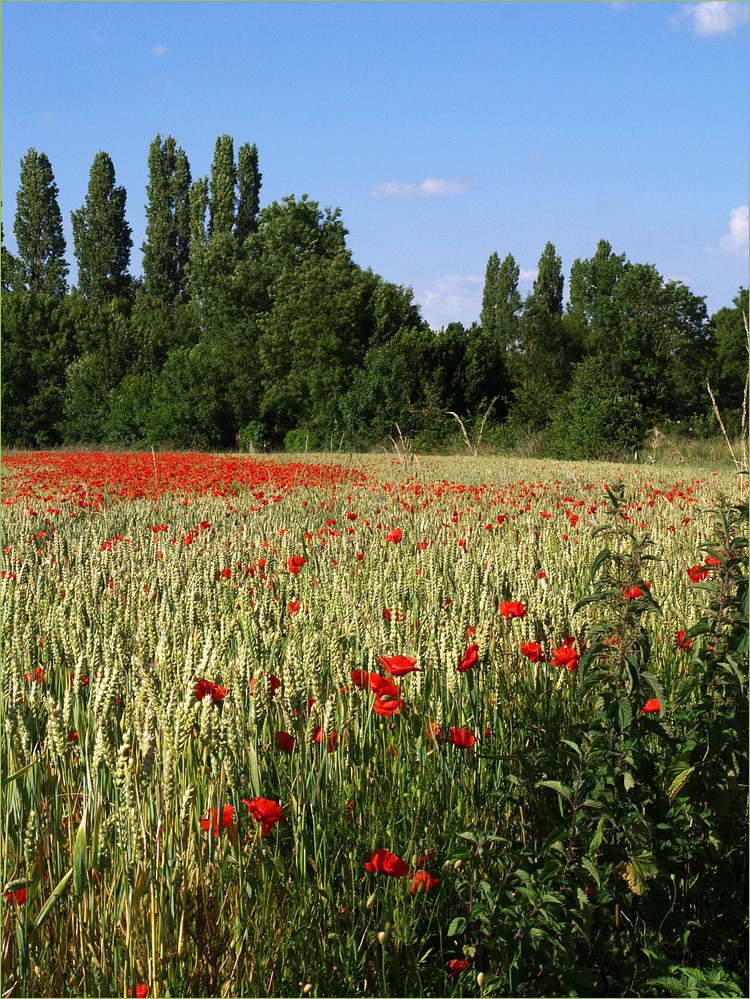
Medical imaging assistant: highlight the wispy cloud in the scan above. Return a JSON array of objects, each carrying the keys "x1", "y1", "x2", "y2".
[
  {"x1": 153, "y1": 43, "x2": 173, "y2": 56},
  {"x1": 371, "y1": 177, "x2": 473, "y2": 200},
  {"x1": 419, "y1": 274, "x2": 483, "y2": 328},
  {"x1": 670, "y1": 2, "x2": 749, "y2": 35}
]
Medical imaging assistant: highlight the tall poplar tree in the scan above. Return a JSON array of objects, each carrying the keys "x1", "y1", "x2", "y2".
[
  {"x1": 208, "y1": 134, "x2": 236, "y2": 239},
  {"x1": 235, "y1": 142, "x2": 262, "y2": 243},
  {"x1": 142, "y1": 134, "x2": 192, "y2": 302},
  {"x1": 532, "y1": 241, "x2": 564, "y2": 315},
  {"x1": 13, "y1": 147, "x2": 68, "y2": 297},
  {"x1": 71, "y1": 151, "x2": 132, "y2": 300}
]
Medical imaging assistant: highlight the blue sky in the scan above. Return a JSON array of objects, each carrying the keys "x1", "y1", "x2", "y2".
[{"x1": 2, "y1": 0, "x2": 748, "y2": 328}]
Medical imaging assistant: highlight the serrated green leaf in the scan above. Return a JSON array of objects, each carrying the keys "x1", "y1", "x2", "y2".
[
  {"x1": 623, "y1": 771, "x2": 635, "y2": 793},
  {"x1": 621, "y1": 853, "x2": 658, "y2": 896},
  {"x1": 589, "y1": 816, "x2": 607, "y2": 854},
  {"x1": 447, "y1": 916, "x2": 466, "y2": 936},
  {"x1": 618, "y1": 698, "x2": 632, "y2": 731}
]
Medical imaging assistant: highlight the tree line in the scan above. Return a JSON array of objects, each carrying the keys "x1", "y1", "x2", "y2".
[{"x1": 1, "y1": 136, "x2": 746, "y2": 456}]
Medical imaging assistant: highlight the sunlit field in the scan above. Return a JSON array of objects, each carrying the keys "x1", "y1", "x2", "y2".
[{"x1": 2, "y1": 450, "x2": 746, "y2": 998}]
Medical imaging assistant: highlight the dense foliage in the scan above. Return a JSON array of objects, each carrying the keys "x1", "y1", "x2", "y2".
[
  {"x1": 1, "y1": 451, "x2": 746, "y2": 997},
  {"x1": 1, "y1": 136, "x2": 747, "y2": 456}
]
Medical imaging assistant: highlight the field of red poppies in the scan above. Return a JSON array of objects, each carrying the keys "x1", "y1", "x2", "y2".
[{"x1": 2, "y1": 450, "x2": 747, "y2": 997}]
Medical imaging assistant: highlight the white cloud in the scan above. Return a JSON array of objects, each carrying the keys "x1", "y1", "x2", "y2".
[
  {"x1": 370, "y1": 177, "x2": 472, "y2": 200},
  {"x1": 671, "y1": 2, "x2": 749, "y2": 35},
  {"x1": 717, "y1": 205, "x2": 750, "y2": 257},
  {"x1": 420, "y1": 274, "x2": 483, "y2": 328},
  {"x1": 153, "y1": 43, "x2": 173, "y2": 56},
  {"x1": 519, "y1": 268, "x2": 538, "y2": 285}
]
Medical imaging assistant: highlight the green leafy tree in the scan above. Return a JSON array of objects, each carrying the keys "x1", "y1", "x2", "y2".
[
  {"x1": 533, "y1": 241, "x2": 564, "y2": 315},
  {"x1": 710, "y1": 287, "x2": 749, "y2": 429},
  {"x1": 142, "y1": 135, "x2": 192, "y2": 302},
  {"x1": 189, "y1": 176, "x2": 209, "y2": 250},
  {"x1": 258, "y1": 255, "x2": 370, "y2": 442},
  {"x1": 235, "y1": 142, "x2": 262, "y2": 243},
  {"x1": 509, "y1": 243, "x2": 568, "y2": 429},
  {"x1": 13, "y1": 148, "x2": 68, "y2": 296},
  {"x1": 481, "y1": 251, "x2": 522, "y2": 344},
  {"x1": 547, "y1": 353, "x2": 647, "y2": 459},
  {"x1": 61, "y1": 299, "x2": 140, "y2": 442},
  {"x1": 568, "y1": 239, "x2": 627, "y2": 334},
  {"x1": 208, "y1": 134, "x2": 236, "y2": 239},
  {"x1": 1, "y1": 291, "x2": 77, "y2": 444},
  {"x1": 241, "y1": 194, "x2": 350, "y2": 314},
  {"x1": 71, "y1": 151, "x2": 132, "y2": 300}
]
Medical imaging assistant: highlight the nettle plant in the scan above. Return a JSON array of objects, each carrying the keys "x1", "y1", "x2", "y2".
[{"x1": 506, "y1": 485, "x2": 748, "y2": 996}]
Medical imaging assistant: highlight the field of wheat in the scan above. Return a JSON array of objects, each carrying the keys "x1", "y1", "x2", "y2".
[{"x1": 1, "y1": 450, "x2": 746, "y2": 998}]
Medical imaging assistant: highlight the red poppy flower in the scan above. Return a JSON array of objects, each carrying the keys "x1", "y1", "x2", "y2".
[
  {"x1": 688, "y1": 565, "x2": 709, "y2": 583},
  {"x1": 552, "y1": 638, "x2": 579, "y2": 672},
  {"x1": 498, "y1": 601, "x2": 526, "y2": 620},
  {"x1": 24, "y1": 667, "x2": 44, "y2": 684},
  {"x1": 3, "y1": 887, "x2": 27, "y2": 905},
  {"x1": 383, "y1": 608, "x2": 392, "y2": 621},
  {"x1": 127, "y1": 987, "x2": 149, "y2": 998},
  {"x1": 364, "y1": 849, "x2": 409, "y2": 878},
  {"x1": 200, "y1": 805, "x2": 235, "y2": 835},
  {"x1": 351, "y1": 669, "x2": 373, "y2": 690},
  {"x1": 195, "y1": 679, "x2": 228, "y2": 702},
  {"x1": 676, "y1": 630, "x2": 693, "y2": 650},
  {"x1": 411, "y1": 870, "x2": 440, "y2": 893},
  {"x1": 313, "y1": 726, "x2": 339, "y2": 752},
  {"x1": 623, "y1": 582, "x2": 651, "y2": 599},
  {"x1": 378, "y1": 654, "x2": 420, "y2": 677},
  {"x1": 449, "y1": 958, "x2": 470, "y2": 977},
  {"x1": 457, "y1": 644, "x2": 479, "y2": 673},
  {"x1": 385, "y1": 528, "x2": 403, "y2": 544},
  {"x1": 416, "y1": 849, "x2": 435, "y2": 868},
  {"x1": 243, "y1": 797, "x2": 284, "y2": 835},
  {"x1": 287, "y1": 555, "x2": 306, "y2": 573},
  {"x1": 68, "y1": 730, "x2": 79, "y2": 742},
  {"x1": 288, "y1": 600, "x2": 301, "y2": 614},
  {"x1": 250, "y1": 673, "x2": 281, "y2": 697},
  {"x1": 641, "y1": 698, "x2": 661, "y2": 714},
  {"x1": 427, "y1": 721, "x2": 442, "y2": 743},
  {"x1": 448, "y1": 727, "x2": 476, "y2": 749},
  {"x1": 373, "y1": 695, "x2": 401, "y2": 717},
  {"x1": 520, "y1": 642, "x2": 546, "y2": 663},
  {"x1": 275, "y1": 730, "x2": 295, "y2": 752}
]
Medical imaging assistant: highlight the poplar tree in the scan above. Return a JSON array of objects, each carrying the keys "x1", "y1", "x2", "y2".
[
  {"x1": 13, "y1": 147, "x2": 68, "y2": 297},
  {"x1": 235, "y1": 142, "x2": 262, "y2": 243},
  {"x1": 142, "y1": 134, "x2": 192, "y2": 302},
  {"x1": 532, "y1": 241, "x2": 564, "y2": 315},
  {"x1": 208, "y1": 134, "x2": 236, "y2": 239},
  {"x1": 480, "y1": 252, "x2": 521, "y2": 348},
  {"x1": 71, "y1": 151, "x2": 132, "y2": 300}
]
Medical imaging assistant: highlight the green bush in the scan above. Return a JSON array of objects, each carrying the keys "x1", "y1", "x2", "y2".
[
  {"x1": 238, "y1": 419, "x2": 270, "y2": 453},
  {"x1": 283, "y1": 427, "x2": 310, "y2": 453},
  {"x1": 548, "y1": 355, "x2": 648, "y2": 459}
]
